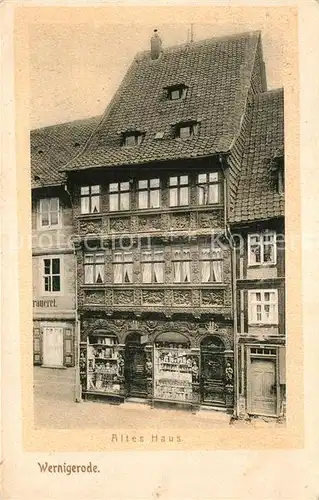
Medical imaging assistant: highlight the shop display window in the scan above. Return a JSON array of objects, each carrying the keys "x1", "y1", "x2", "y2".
[
  {"x1": 154, "y1": 335, "x2": 194, "y2": 403},
  {"x1": 86, "y1": 334, "x2": 123, "y2": 394}
]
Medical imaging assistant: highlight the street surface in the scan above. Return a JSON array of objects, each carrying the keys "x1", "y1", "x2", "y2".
[{"x1": 33, "y1": 367, "x2": 283, "y2": 429}]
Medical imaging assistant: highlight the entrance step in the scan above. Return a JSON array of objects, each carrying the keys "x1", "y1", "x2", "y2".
[{"x1": 125, "y1": 397, "x2": 148, "y2": 405}]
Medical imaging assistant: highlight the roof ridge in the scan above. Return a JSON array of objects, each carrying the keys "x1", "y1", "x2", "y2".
[{"x1": 134, "y1": 30, "x2": 261, "y2": 60}]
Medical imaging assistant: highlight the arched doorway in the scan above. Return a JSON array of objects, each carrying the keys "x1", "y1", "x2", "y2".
[
  {"x1": 200, "y1": 335, "x2": 227, "y2": 407},
  {"x1": 124, "y1": 332, "x2": 147, "y2": 399}
]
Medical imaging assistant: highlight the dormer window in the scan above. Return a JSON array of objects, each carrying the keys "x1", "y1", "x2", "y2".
[
  {"x1": 165, "y1": 84, "x2": 188, "y2": 101},
  {"x1": 175, "y1": 121, "x2": 199, "y2": 139},
  {"x1": 122, "y1": 132, "x2": 144, "y2": 147}
]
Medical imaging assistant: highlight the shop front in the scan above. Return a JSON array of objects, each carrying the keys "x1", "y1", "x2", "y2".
[{"x1": 79, "y1": 316, "x2": 234, "y2": 412}]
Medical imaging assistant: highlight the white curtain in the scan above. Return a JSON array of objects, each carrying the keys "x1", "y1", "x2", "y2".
[
  {"x1": 173, "y1": 260, "x2": 181, "y2": 282},
  {"x1": 183, "y1": 261, "x2": 191, "y2": 282},
  {"x1": 95, "y1": 264, "x2": 104, "y2": 283},
  {"x1": 142, "y1": 262, "x2": 152, "y2": 283},
  {"x1": 109, "y1": 194, "x2": 118, "y2": 212},
  {"x1": 81, "y1": 196, "x2": 90, "y2": 214},
  {"x1": 170, "y1": 188, "x2": 178, "y2": 207},
  {"x1": 120, "y1": 193, "x2": 129, "y2": 211},
  {"x1": 180, "y1": 186, "x2": 189, "y2": 205},
  {"x1": 84, "y1": 265, "x2": 94, "y2": 284},
  {"x1": 212, "y1": 260, "x2": 222, "y2": 282},
  {"x1": 209, "y1": 184, "x2": 219, "y2": 204},
  {"x1": 113, "y1": 253, "x2": 122, "y2": 283},
  {"x1": 201, "y1": 260, "x2": 210, "y2": 282},
  {"x1": 124, "y1": 263, "x2": 133, "y2": 283},
  {"x1": 124, "y1": 252, "x2": 133, "y2": 282},
  {"x1": 91, "y1": 195, "x2": 100, "y2": 213},
  {"x1": 150, "y1": 190, "x2": 160, "y2": 208},
  {"x1": 154, "y1": 262, "x2": 164, "y2": 283},
  {"x1": 139, "y1": 191, "x2": 148, "y2": 209}
]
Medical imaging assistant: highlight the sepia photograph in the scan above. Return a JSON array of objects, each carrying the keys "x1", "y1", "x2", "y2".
[{"x1": 30, "y1": 17, "x2": 287, "y2": 431}]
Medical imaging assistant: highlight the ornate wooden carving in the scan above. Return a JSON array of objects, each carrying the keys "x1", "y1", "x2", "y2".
[
  {"x1": 198, "y1": 211, "x2": 223, "y2": 229},
  {"x1": 138, "y1": 215, "x2": 161, "y2": 231},
  {"x1": 142, "y1": 290, "x2": 164, "y2": 305},
  {"x1": 173, "y1": 290, "x2": 192, "y2": 306},
  {"x1": 201, "y1": 289, "x2": 225, "y2": 306},
  {"x1": 170, "y1": 213, "x2": 190, "y2": 230},
  {"x1": 79, "y1": 219, "x2": 103, "y2": 235},
  {"x1": 84, "y1": 290, "x2": 105, "y2": 305},
  {"x1": 110, "y1": 217, "x2": 131, "y2": 232},
  {"x1": 113, "y1": 289, "x2": 134, "y2": 305}
]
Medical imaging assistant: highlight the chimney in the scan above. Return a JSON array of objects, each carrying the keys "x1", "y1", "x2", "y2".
[{"x1": 150, "y1": 29, "x2": 162, "y2": 60}]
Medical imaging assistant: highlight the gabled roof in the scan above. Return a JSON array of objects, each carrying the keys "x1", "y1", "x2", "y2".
[
  {"x1": 31, "y1": 116, "x2": 100, "y2": 189},
  {"x1": 62, "y1": 31, "x2": 261, "y2": 171},
  {"x1": 230, "y1": 88, "x2": 284, "y2": 223}
]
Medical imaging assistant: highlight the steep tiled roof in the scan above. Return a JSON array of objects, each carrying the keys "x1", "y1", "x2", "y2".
[
  {"x1": 230, "y1": 88, "x2": 284, "y2": 223},
  {"x1": 31, "y1": 116, "x2": 100, "y2": 188},
  {"x1": 62, "y1": 31, "x2": 261, "y2": 171}
]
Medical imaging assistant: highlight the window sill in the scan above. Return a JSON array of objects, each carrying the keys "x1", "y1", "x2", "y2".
[
  {"x1": 248, "y1": 323, "x2": 279, "y2": 327},
  {"x1": 247, "y1": 263, "x2": 277, "y2": 268},
  {"x1": 81, "y1": 283, "x2": 228, "y2": 289},
  {"x1": 38, "y1": 226, "x2": 62, "y2": 231},
  {"x1": 76, "y1": 205, "x2": 224, "y2": 219}
]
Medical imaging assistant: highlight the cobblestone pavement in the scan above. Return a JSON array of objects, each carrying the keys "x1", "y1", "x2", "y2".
[{"x1": 33, "y1": 367, "x2": 284, "y2": 430}]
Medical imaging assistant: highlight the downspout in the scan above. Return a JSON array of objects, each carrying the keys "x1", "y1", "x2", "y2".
[
  {"x1": 64, "y1": 183, "x2": 81, "y2": 403},
  {"x1": 74, "y1": 242, "x2": 81, "y2": 403},
  {"x1": 218, "y1": 154, "x2": 239, "y2": 419}
]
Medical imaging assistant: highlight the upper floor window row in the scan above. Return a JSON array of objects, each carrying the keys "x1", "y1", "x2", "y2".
[
  {"x1": 80, "y1": 173, "x2": 221, "y2": 214},
  {"x1": 248, "y1": 231, "x2": 276, "y2": 266},
  {"x1": 83, "y1": 246, "x2": 224, "y2": 285}
]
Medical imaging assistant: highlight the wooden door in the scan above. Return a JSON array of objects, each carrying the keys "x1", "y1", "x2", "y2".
[
  {"x1": 249, "y1": 358, "x2": 277, "y2": 416},
  {"x1": 125, "y1": 336, "x2": 147, "y2": 398},
  {"x1": 200, "y1": 336, "x2": 226, "y2": 407},
  {"x1": 42, "y1": 327, "x2": 64, "y2": 367}
]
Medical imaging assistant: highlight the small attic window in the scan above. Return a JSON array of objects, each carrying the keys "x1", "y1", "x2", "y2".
[
  {"x1": 122, "y1": 132, "x2": 145, "y2": 147},
  {"x1": 166, "y1": 84, "x2": 188, "y2": 101},
  {"x1": 175, "y1": 121, "x2": 199, "y2": 140}
]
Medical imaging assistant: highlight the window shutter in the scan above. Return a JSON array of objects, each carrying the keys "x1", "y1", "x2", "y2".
[
  {"x1": 244, "y1": 291, "x2": 249, "y2": 332},
  {"x1": 33, "y1": 328, "x2": 42, "y2": 365},
  {"x1": 279, "y1": 346, "x2": 286, "y2": 384},
  {"x1": 64, "y1": 328, "x2": 74, "y2": 367}
]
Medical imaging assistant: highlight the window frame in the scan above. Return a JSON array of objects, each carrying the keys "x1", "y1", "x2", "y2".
[
  {"x1": 199, "y1": 246, "x2": 223, "y2": 283},
  {"x1": 39, "y1": 197, "x2": 61, "y2": 229},
  {"x1": 248, "y1": 231, "x2": 277, "y2": 267},
  {"x1": 80, "y1": 185, "x2": 101, "y2": 214},
  {"x1": 42, "y1": 256, "x2": 62, "y2": 294},
  {"x1": 83, "y1": 252, "x2": 105, "y2": 285},
  {"x1": 172, "y1": 246, "x2": 191, "y2": 283},
  {"x1": 196, "y1": 172, "x2": 221, "y2": 206},
  {"x1": 122, "y1": 132, "x2": 145, "y2": 147},
  {"x1": 248, "y1": 289, "x2": 279, "y2": 325},
  {"x1": 169, "y1": 175, "x2": 189, "y2": 207},
  {"x1": 112, "y1": 250, "x2": 134, "y2": 284},
  {"x1": 166, "y1": 85, "x2": 188, "y2": 101},
  {"x1": 141, "y1": 248, "x2": 165, "y2": 283},
  {"x1": 175, "y1": 121, "x2": 199, "y2": 139},
  {"x1": 137, "y1": 178, "x2": 161, "y2": 209},
  {"x1": 109, "y1": 182, "x2": 131, "y2": 212}
]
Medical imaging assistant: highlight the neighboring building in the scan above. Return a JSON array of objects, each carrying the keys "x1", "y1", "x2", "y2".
[
  {"x1": 59, "y1": 30, "x2": 270, "y2": 412},
  {"x1": 31, "y1": 117, "x2": 100, "y2": 368},
  {"x1": 230, "y1": 89, "x2": 285, "y2": 418}
]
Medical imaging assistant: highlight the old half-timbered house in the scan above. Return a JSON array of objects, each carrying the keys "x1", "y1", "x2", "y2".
[
  {"x1": 60, "y1": 30, "x2": 269, "y2": 412},
  {"x1": 230, "y1": 88, "x2": 285, "y2": 418},
  {"x1": 31, "y1": 117, "x2": 99, "y2": 369}
]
